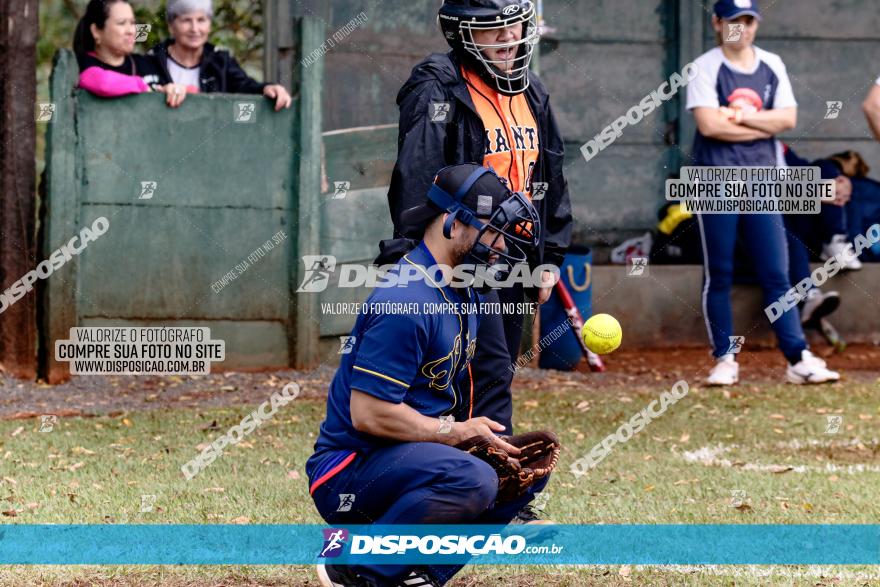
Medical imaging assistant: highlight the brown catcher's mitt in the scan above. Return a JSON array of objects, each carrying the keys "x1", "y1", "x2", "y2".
[{"x1": 455, "y1": 430, "x2": 561, "y2": 503}]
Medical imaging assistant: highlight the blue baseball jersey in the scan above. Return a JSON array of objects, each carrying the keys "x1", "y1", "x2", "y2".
[
  {"x1": 306, "y1": 242, "x2": 481, "y2": 493},
  {"x1": 687, "y1": 46, "x2": 797, "y2": 166}
]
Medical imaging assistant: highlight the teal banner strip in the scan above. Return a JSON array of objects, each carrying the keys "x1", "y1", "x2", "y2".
[{"x1": 1, "y1": 525, "x2": 878, "y2": 565}]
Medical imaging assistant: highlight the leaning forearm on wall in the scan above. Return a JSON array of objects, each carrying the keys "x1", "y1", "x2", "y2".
[{"x1": 79, "y1": 67, "x2": 148, "y2": 97}]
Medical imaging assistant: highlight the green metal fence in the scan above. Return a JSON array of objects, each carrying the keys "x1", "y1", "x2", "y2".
[{"x1": 42, "y1": 18, "x2": 324, "y2": 382}]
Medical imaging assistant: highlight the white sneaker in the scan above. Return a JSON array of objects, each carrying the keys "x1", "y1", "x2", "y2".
[
  {"x1": 706, "y1": 354, "x2": 739, "y2": 386},
  {"x1": 821, "y1": 235, "x2": 863, "y2": 270},
  {"x1": 800, "y1": 289, "x2": 840, "y2": 324},
  {"x1": 786, "y1": 350, "x2": 840, "y2": 384}
]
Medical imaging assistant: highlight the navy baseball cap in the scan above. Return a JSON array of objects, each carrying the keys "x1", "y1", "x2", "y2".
[{"x1": 714, "y1": 0, "x2": 762, "y2": 20}]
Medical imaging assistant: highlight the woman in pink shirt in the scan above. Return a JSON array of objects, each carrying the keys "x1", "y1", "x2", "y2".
[{"x1": 74, "y1": 0, "x2": 187, "y2": 108}]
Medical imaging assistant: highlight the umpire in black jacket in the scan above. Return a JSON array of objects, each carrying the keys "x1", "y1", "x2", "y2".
[
  {"x1": 384, "y1": 48, "x2": 572, "y2": 267},
  {"x1": 379, "y1": 0, "x2": 572, "y2": 519}
]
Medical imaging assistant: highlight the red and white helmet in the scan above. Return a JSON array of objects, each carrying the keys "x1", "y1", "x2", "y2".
[{"x1": 438, "y1": 0, "x2": 540, "y2": 95}]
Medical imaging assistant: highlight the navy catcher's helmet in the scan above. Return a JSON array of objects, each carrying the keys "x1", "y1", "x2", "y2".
[
  {"x1": 402, "y1": 163, "x2": 540, "y2": 290},
  {"x1": 438, "y1": 0, "x2": 540, "y2": 96}
]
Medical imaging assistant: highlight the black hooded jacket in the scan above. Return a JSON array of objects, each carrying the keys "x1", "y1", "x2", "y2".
[
  {"x1": 147, "y1": 39, "x2": 268, "y2": 94},
  {"x1": 381, "y1": 50, "x2": 572, "y2": 269}
]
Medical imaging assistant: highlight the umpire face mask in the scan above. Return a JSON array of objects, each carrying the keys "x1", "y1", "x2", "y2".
[
  {"x1": 439, "y1": 0, "x2": 540, "y2": 96},
  {"x1": 462, "y1": 191, "x2": 540, "y2": 289}
]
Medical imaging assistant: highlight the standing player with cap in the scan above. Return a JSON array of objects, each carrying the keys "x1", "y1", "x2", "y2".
[
  {"x1": 378, "y1": 0, "x2": 572, "y2": 522},
  {"x1": 687, "y1": 0, "x2": 839, "y2": 385},
  {"x1": 308, "y1": 164, "x2": 543, "y2": 587}
]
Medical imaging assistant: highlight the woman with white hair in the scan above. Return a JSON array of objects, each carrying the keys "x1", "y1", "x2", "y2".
[{"x1": 148, "y1": 0, "x2": 291, "y2": 110}]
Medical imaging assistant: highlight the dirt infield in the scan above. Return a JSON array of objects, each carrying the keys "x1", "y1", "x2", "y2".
[
  {"x1": 579, "y1": 344, "x2": 880, "y2": 381},
  {"x1": 1, "y1": 345, "x2": 877, "y2": 421}
]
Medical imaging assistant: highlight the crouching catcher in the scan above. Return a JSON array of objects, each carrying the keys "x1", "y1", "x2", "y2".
[{"x1": 306, "y1": 164, "x2": 559, "y2": 587}]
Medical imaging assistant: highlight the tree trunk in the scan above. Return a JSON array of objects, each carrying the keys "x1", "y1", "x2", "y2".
[{"x1": 0, "y1": 0, "x2": 39, "y2": 379}]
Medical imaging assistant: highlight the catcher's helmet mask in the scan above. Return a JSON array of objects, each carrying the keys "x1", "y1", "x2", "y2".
[
  {"x1": 404, "y1": 163, "x2": 540, "y2": 291},
  {"x1": 439, "y1": 0, "x2": 540, "y2": 95}
]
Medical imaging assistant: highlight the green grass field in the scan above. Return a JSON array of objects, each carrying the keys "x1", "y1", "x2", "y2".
[{"x1": 1, "y1": 372, "x2": 879, "y2": 585}]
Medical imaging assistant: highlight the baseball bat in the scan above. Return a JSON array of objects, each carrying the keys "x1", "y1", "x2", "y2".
[
  {"x1": 554, "y1": 280, "x2": 605, "y2": 372},
  {"x1": 804, "y1": 316, "x2": 846, "y2": 353},
  {"x1": 819, "y1": 318, "x2": 846, "y2": 353}
]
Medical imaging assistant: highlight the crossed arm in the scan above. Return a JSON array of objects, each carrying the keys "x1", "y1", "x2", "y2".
[{"x1": 693, "y1": 106, "x2": 796, "y2": 142}]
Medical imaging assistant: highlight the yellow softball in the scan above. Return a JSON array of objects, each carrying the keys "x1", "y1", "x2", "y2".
[{"x1": 581, "y1": 314, "x2": 622, "y2": 355}]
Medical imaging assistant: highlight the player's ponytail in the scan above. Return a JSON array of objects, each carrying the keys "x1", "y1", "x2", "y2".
[{"x1": 73, "y1": 0, "x2": 128, "y2": 58}]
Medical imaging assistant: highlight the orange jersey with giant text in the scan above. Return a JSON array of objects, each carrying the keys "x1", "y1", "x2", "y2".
[{"x1": 462, "y1": 67, "x2": 540, "y2": 196}]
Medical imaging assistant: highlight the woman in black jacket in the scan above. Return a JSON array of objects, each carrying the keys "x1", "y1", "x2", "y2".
[{"x1": 148, "y1": 0, "x2": 291, "y2": 110}]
